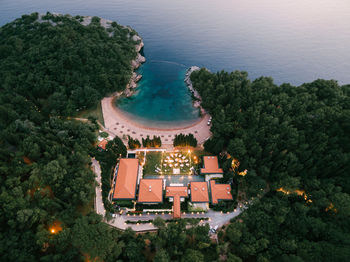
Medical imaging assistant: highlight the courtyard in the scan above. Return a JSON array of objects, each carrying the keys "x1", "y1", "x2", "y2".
[{"x1": 140, "y1": 150, "x2": 205, "y2": 186}]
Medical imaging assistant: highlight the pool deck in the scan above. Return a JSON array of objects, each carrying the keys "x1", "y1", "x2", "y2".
[{"x1": 101, "y1": 96, "x2": 212, "y2": 145}]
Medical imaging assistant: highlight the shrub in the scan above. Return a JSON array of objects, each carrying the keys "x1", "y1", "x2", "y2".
[
  {"x1": 142, "y1": 135, "x2": 162, "y2": 148},
  {"x1": 173, "y1": 133, "x2": 197, "y2": 147},
  {"x1": 128, "y1": 135, "x2": 141, "y2": 149}
]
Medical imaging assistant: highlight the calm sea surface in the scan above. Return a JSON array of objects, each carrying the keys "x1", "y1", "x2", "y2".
[{"x1": 1, "y1": 0, "x2": 349, "y2": 125}]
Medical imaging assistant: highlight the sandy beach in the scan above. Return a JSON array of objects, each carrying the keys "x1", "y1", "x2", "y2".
[{"x1": 101, "y1": 96, "x2": 211, "y2": 145}]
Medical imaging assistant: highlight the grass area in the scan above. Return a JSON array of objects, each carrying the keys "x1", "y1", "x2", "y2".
[
  {"x1": 142, "y1": 151, "x2": 195, "y2": 176},
  {"x1": 77, "y1": 101, "x2": 105, "y2": 126},
  {"x1": 143, "y1": 152, "x2": 162, "y2": 175}
]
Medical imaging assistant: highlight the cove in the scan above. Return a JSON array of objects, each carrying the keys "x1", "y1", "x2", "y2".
[
  {"x1": 1, "y1": 0, "x2": 350, "y2": 126},
  {"x1": 116, "y1": 60, "x2": 200, "y2": 128}
]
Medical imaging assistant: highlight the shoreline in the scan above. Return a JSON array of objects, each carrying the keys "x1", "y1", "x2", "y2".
[
  {"x1": 121, "y1": 28, "x2": 146, "y2": 97},
  {"x1": 86, "y1": 16, "x2": 212, "y2": 144},
  {"x1": 111, "y1": 96, "x2": 206, "y2": 131},
  {"x1": 101, "y1": 96, "x2": 211, "y2": 145},
  {"x1": 78, "y1": 14, "x2": 146, "y2": 98},
  {"x1": 184, "y1": 66, "x2": 206, "y2": 115}
]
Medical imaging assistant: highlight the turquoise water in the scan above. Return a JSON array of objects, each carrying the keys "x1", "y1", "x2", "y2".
[
  {"x1": 1, "y1": 0, "x2": 350, "y2": 124},
  {"x1": 117, "y1": 61, "x2": 200, "y2": 126}
]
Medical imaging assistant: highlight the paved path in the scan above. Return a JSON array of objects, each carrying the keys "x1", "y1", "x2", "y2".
[
  {"x1": 92, "y1": 158, "x2": 106, "y2": 217},
  {"x1": 101, "y1": 96, "x2": 212, "y2": 145},
  {"x1": 92, "y1": 159, "x2": 243, "y2": 232}
]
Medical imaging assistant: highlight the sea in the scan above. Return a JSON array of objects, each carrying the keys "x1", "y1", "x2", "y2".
[{"x1": 1, "y1": 0, "x2": 349, "y2": 126}]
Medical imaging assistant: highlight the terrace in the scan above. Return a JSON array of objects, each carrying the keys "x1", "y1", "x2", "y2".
[{"x1": 142, "y1": 150, "x2": 205, "y2": 186}]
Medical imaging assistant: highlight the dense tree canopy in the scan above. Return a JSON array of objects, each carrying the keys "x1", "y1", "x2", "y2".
[
  {"x1": 191, "y1": 69, "x2": 350, "y2": 261},
  {"x1": 1, "y1": 11, "x2": 349, "y2": 262},
  {"x1": 0, "y1": 13, "x2": 136, "y2": 261},
  {"x1": 0, "y1": 12, "x2": 138, "y2": 116}
]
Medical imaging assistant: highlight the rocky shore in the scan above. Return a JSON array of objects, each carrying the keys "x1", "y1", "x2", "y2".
[
  {"x1": 124, "y1": 35, "x2": 146, "y2": 97},
  {"x1": 88, "y1": 16, "x2": 146, "y2": 98},
  {"x1": 89, "y1": 16, "x2": 146, "y2": 97},
  {"x1": 184, "y1": 66, "x2": 206, "y2": 114}
]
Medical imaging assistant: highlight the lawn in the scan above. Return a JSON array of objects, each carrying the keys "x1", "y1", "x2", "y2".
[
  {"x1": 76, "y1": 101, "x2": 105, "y2": 126},
  {"x1": 142, "y1": 151, "x2": 194, "y2": 176},
  {"x1": 143, "y1": 152, "x2": 162, "y2": 175}
]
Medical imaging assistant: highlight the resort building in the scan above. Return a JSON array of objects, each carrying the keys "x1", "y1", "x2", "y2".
[
  {"x1": 165, "y1": 186, "x2": 188, "y2": 218},
  {"x1": 210, "y1": 180, "x2": 233, "y2": 204},
  {"x1": 190, "y1": 182, "x2": 209, "y2": 203},
  {"x1": 110, "y1": 154, "x2": 233, "y2": 219},
  {"x1": 200, "y1": 156, "x2": 224, "y2": 181},
  {"x1": 137, "y1": 179, "x2": 163, "y2": 204},
  {"x1": 112, "y1": 158, "x2": 139, "y2": 200}
]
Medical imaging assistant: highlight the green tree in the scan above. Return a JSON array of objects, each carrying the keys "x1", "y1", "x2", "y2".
[
  {"x1": 182, "y1": 249, "x2": 204, "y2": 262},
  {"x1": 153, "y1": 249, "x2": 170, "y2": 262}
]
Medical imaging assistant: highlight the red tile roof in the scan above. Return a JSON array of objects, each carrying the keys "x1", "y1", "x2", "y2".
[
  {"x1": 138, "y1": 179, "x2": 163, "y2": 203},
  {"x1": 210, "y1": 180, "x2": 233, "y2": 204},
  {"x1": 190, "y1": 182, "x2": 209, "y2": 202},
  {"x1": 165, "y1": 186, "x2": 188, "y2": 219},
  {"x1": 97, "y1": 139, "x2": 108, "y2": 150},
  {"x1": 201, "y1": 156, "x2": 223, "y2": 174},
  {"x1": 112, "y1": 159, "x2": 139, "y2": 200}
]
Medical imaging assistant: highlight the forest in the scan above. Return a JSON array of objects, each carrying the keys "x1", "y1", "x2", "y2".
[
  {"x1": 0, "y1": 13, "x2": 213, "y2": 262},
  {"x1": 0, "y1": 12, "x2": 349, "y2": 262},
  {"x1": 190, "y1": 69, "x2": 350, "y2": 261},
  {"x1": 0, "y1": 12, "x2": 137, "y2": 116}
]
